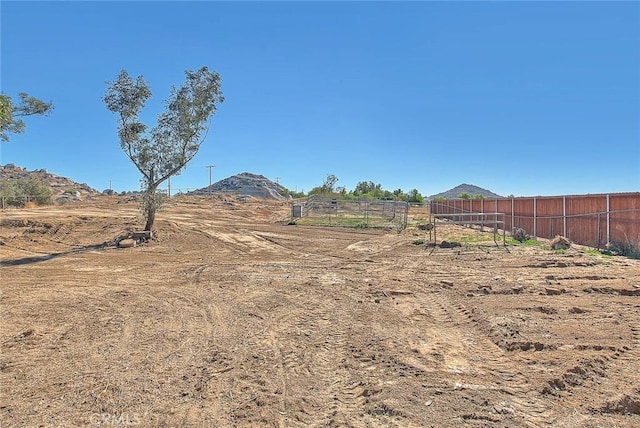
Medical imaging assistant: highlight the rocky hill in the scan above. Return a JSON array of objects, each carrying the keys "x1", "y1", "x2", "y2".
[
  {"x1": 430, "y1": 183, "x2": 502, "y2": 200},
  {"x1": 0, "y1": 164, "x2": 99, "y2": 203},
  {"x1": 188, "y1": 172, "x2": 289, "y2": 200}
]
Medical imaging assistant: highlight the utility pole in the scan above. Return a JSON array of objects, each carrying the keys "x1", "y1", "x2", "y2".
[{"x1": 205, "y1": 164, "x2": 215, "y2": 196}]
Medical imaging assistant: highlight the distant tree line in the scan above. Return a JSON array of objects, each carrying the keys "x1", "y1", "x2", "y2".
[
  {"x1": 456, "y1": 193, "x2": 487, "y2": 200},
  {"x1": 281, "y1": 174, "x2": 425, "y2": 203}
]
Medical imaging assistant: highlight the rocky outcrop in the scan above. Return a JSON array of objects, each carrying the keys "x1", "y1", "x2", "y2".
[
  {"x1": 0, "y1": 164, "x2": 99, "y2": 203},
  {"x1": 188, "y1": 172, "x2": 289, "y2": 200}
]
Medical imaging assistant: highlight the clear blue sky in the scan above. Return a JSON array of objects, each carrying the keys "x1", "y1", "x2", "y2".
[{"x1": 1, "y1": 1, "x2": 639, "y2": 197}]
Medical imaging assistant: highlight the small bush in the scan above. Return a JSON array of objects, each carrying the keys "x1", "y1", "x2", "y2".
[
  {"x1": 511, "y1": 227, "x2": 530, "y2": 243},
  {"x1": 607, "y1": 239, "x2": 640, "y2": 260},
  {"x1": 505, "y1": 236, "x2": 543, "y2": 247},
  {"x1": 417, "y1": 223, "x2": 434, "y2": 231}
]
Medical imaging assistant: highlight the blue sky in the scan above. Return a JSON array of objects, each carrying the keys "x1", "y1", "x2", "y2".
[{"x1": 1, "y1": 1, "x2": 639, "y2": 197}]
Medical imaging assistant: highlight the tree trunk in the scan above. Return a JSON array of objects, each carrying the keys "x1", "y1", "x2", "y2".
[
  {"x1": 144, "y1": 205, "x2": 156, "y2": 232},
  {"x1": 144, "y1": 186, "x2": 158, "y2": 232}
]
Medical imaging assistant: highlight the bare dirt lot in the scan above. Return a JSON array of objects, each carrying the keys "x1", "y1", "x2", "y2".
[{"x1": 1, "y1": 197, "x2": 639, "y2": 427}]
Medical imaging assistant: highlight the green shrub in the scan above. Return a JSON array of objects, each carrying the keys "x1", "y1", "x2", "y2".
[
  {"x1": 505, "y1": 236, "x2": 543, "y2": 247},
  {"x1": 0, "y1": 178, "x2": 52, "y2": 206},
  {"x1": 585, "y1": 249, "x2": 612, "y2": 259}
]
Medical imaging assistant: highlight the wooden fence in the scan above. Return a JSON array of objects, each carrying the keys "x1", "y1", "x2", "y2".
[{"x1": 430, "y1": 193, "x2": 640, "y2": 249}]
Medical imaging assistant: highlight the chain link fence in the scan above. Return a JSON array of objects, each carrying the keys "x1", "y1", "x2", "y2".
[{"x1": 291, "y1": 195, "x2": 409, "y2": 230}]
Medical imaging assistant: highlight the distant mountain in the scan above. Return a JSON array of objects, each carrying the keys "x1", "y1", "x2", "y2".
[
  {"x1": 188, "y1": 172, "x2": 289, "y2": 200},
  {"x1": 429, "y1": 183, "x2": 503, "y2": 200}
]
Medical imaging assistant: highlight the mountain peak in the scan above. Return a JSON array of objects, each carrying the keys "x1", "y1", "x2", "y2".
[
  {"x1": 188, "y1": 173, "x2": 288, "y2": 200},
  {"x1": 430, "y1": 183, "x2": 502, "y2": 200}
]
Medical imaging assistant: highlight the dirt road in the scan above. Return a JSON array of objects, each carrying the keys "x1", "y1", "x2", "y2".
[{"x1": 1, "y1": 197, "x2": 639, "y2": 427}]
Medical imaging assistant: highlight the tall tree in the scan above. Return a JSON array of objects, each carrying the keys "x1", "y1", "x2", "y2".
[
  {"x1": 407, "y1": 189, "x2": 424, "y2": 203},
  {"x1": 0, "y1": 93, "x2": 53, "y2": 142},
  {"x1": 321, "y1": 174, "x2": 338, "y2": 194},
  {"x1": 104, "y1": 67, "x2": 224, "y2": 232}
]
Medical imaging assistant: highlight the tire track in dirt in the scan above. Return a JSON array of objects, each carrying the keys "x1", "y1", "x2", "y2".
[
  {"x1": 227, "y1": 278, "x2": 315, "y2": 427},
  {"x1": 532, "y1": 299, "x2": 640, "y2": 423},
  {"x1": 174, "y1": 218, "x2": 372, "y2": 425},
  {"x1": 165, "y1": 216, "x2": 285, "y2": 255},
  {"x1": 268, "y1": 330, "x2": 289, "y2": 427},
  {"x1": 312, "y1": 315, "x2": 369, "y2": 427},
  {"x1": 265, "y1": 306, "x2": 367, "y2": 426},
  {"x1": 417, "y1": 290, "x2": 555, "y2": 426},
  {"x1": 245, "y1": 266, "x2": 380, "y2": 427},
  {"x1": 375, "y1": 250, "x2": 557, "y2": 426},
  {"x1": 581, "y1": 301, "x2": 640, "y2": 413}
]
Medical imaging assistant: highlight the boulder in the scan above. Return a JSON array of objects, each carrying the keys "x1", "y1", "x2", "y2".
[{"x1": 118, "y1": 238, "x2": 136, "y2": 248}]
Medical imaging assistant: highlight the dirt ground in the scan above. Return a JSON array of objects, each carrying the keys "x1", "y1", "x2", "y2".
[{"x1": 1, "y1": 196, "x2": 639, "y2": 427}]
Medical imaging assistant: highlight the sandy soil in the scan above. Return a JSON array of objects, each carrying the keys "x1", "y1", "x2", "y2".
[{"x1": 1, "y1": 196, "x2": 639, "y2": 427}]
